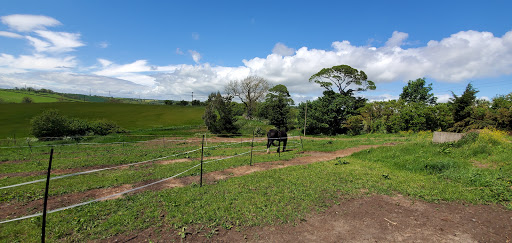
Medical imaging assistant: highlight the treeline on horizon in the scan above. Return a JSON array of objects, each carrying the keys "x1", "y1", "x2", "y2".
[
  {"x1": 202, "y1": 65, "x2": 512, "y2": 136},
  {"x1": 0, "y1": 87, "x2": 206, "y2": 105}
]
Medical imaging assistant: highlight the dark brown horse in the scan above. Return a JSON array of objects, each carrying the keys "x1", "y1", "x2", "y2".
[{"x1": 266, "y1": 129, "x2": 287, "y2": 153}]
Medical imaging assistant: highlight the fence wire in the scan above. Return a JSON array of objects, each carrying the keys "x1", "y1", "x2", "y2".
[{"x1": 0, "y1": 135, "x2": 303, "y2": 224}]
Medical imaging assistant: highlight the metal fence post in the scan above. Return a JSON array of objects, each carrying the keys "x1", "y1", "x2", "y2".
[
  {"x1": 42, "y1": 148, "x2": 54, "y2": 243},
  {"x1": 200, "y1": 135, "x2": 204, "y2": 187}
]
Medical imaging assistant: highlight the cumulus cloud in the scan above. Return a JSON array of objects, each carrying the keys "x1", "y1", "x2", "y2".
[
  {"x1": 272, "y1": 42, "x2": 295, "y2": 56},
  {"x1": 385, "y1": 31, "x2": 409, "y2": 47},
  {"x1": 188, "y1": 50, "x2": 201, "y2": 63},
  {"x1": 243, "y1": 29, "x2": 512, "y2": 90},
  {"x1": 0, "y1": 31, "x2": 23, "y2": 38},
  {"x1": 1, "y1": 14, "x2": 61, "y2": 32},
  {"x1": 2, "y1": 28, "x2": 512, "y2": 102}
]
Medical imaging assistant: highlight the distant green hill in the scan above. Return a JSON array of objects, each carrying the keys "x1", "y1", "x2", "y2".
[
  {"x1": 0, "y1": 89, "x2": 83, "y2": 103},
  {"x1": 0, "y1": 103, "x2": 205, "y2": 138}
]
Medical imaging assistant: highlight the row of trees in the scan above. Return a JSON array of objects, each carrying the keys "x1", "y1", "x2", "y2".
[
  {"x1": 202, "y1": 65, "x2": 512, "y2": 136},
  {"x1": 298, "y1": 74, "x2": 512, "y2": 135}
]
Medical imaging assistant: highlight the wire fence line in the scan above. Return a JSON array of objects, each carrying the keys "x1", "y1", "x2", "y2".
[
  {"x1": 0, "y1": 139, "x2": 264, "y2": 190},
  {"x1": 0, "y1": 135, "x2": 303, "y2": 224},
  {"x1": 0, "y1": 138, "x2": 191, "y2": 149}
]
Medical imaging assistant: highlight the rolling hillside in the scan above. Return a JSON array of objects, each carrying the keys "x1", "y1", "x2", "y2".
[
  {"x1": 0, "y1": 103, "x2": 205, "y2": 138},
  {"x1": 0, "y1": 89, "x2": 82, "y2": 103}
]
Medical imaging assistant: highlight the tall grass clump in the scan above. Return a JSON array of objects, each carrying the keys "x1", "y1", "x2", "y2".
[{"x1": 350, "y1": 131, "x2": 512, "y2": 206}]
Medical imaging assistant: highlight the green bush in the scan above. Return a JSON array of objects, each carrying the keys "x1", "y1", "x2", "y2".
[
  {"x1": 30, "y1": 109, "x2": 70, "y2": 138},
  {"x1": 68, "y1": 118, "x2": 93, "y2": 136},
  {"x1": 21, "y1": 96, "x2": 33, "y2": 103},
  {"x1": 90, "y1": 119, "x2": 123, "y2": 135},
  {"x1": 30, "y1": 109, "x2": 123, "y2": 138}
]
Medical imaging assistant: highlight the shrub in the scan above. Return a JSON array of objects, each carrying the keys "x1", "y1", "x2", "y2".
[
  {"x1": 21, "y1": 96, "x2": 33, "y2": 103},
  {"x1": 30, "y1": 109, "x2": 70, "y2": 138},
  {"x1": 31, "y1": 109, "x2": 123, "y2": 138},
  {"x1": 68, "y1": 118, "x2": 92, "y2": 136},
  {"x1": 90, "y1": 119, "x2": 123, "y2": 135},
  {"x1": 345, "y1": 115, "x2": 364, "y2": 135}
]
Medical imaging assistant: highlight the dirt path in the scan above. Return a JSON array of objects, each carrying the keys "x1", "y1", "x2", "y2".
[
  {"x1": 200, "y1": 194, "x2": 512, "y2": 242},
  {"x1": 107, "y1": 194, "x2": 512, "y2": 242},
  {"x1": 0, "y1": 145, "x2": 388, "y2": 220}
]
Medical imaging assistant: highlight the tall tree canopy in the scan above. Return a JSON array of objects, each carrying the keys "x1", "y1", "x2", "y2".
[
  {"x1": 202, "y1": 92, "x2": 239, "y2": 135},
  {"x1": 259, "y1": 84, "x2": 294, "y2": 130},
  {"x1": 297, "y1": 90, "x2": 366, "y2": 135},
  {"x1": 449, "y1": 83, "x2": 479, "y2": 132},
  {"x1": 399, "y1": 78, "x2": 437, "y2": 105},
  {"x1": 225, "y1": 76, "x2": 270, "y2": 119},
  {"x1": 309, "y1": 65, "x2": 376, "y2": 96}
]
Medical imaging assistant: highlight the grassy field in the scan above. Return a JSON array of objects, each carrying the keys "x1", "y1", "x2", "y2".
[
  {"x1": 0, "y1": 103, "x2": 205, "y2": 138},
  {"x1": 0, "y1": 130, "x2": 510, "y2": 241},
  {"x1": 0, "y1": 89, "x2": 81, "y2": 103}
]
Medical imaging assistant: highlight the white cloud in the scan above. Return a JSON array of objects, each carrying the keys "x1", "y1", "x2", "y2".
[
  {"x1": 1, "y1": 14, "x2": 61, "y2": 32},
  {"x1": 436, "y1": 94, "x2": 452, "y2": 103},
  {"x1": 0, "y1": 72, "x2": 145, "y2": 97},
  {"x1": 0, "y1": 31, "x2": 23, "y2": 38},
  {"x1": 272, "y1": 42, "x2": 295, "y2": 56},
  {"x1": 2, "y1": 29, "x2": 512, "y2": 102},
  {"x1": 385, "y1": 31, "x2": 409, "y2": 47},
  {"x1": 364, "y1": 93, "x2": 399, "y2": 102},
  {"x1": 98, "y1": 58, "x2": 113, "y2": 67},
  {"x1": 188, "y1": 50, "x2": 201, "y2": 63},
  {"x1": 0, "y1": 53, "x2": 77, "y2": 73},
  {"x1": 28, "y1": 30, "x2": 85, "y2": 53}
]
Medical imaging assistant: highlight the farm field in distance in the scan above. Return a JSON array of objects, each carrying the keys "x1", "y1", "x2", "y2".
[
  {"x1": 0, "y1": 89, "x2": 82, "y2": 103},
  {"x1": 0, "y1": 129, "x2": 511, "y2": 242},
  {"x1": 0, "y1": 102, "x2": 205, "y2": 138}
]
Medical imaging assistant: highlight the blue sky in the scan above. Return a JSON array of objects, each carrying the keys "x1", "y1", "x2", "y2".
[{"x1": 0, "y1": 0, "x2": 511, "y2": 102}]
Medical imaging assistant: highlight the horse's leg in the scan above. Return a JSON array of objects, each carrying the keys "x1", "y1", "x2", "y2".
[
  {"x1": 266, "y1": 139, "x2": 270, "y2": 154},
  {"x1": 277, "y1": 139, "x2": 281, "y2": 153},
  {"x1": 283, "y1": 139, "x2": 287, "y2": 152}
]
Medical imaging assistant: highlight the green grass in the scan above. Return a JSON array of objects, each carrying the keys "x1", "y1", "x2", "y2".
[
  {"x1": 0, "y1": 103, "x2": 205, "y2": 138},
  {"x1": 0, "y1": 132, "x2": 510, "y2": 242},
  {"x1": 0, "y1": 89, "x2": 81, "y2": 103}
]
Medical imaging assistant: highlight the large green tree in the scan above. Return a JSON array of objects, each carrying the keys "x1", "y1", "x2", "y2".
[
  {"x1": 309, "y1": 65, "x2": 376, "y2": 96},
  {"x1": 399, "y1": 78, "x2": 437, "y2": 105},
  {"x1": 449, "y1": 83, "x2": 478, "y2": 132},
  {"x1": 202, "y1": 92, "x2": 239, "y2": 135},
  {"x1": 297, "y1": 91, "x2": 366, "y2": 135},
  {"x1": 259, "y1": 84, "x2": 294, "y2": 130}
]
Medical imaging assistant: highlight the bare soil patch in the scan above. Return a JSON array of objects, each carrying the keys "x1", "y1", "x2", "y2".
[
  {"x1": 105, "y1": 194, "x2": 512, "y2": 242},
  {"x1": 208, "y1": 194, "x2": 512, "y2": 243}
]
